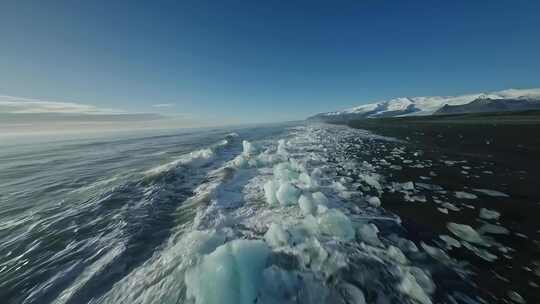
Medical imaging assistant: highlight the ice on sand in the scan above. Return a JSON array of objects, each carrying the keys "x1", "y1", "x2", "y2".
[
  {"x1": 447, "y1": 223, "x2": 489, "y2": 246},
  {"x1": 479, "y1": 208, "x2": 500, "y2": 220},
  {"x1": 439, "y1": 235, "x2": 461, "y2": 249},
  {"x1": 399, "y1": 271, "x2": 433, "y2": 304},
  {"x1": 366, "y1": 196, "x2": 381, "y2": 207},
  {"x1": 473, "y1": 188, "x2": 509, "y2": 198},
  {"x1": 454, "y1": 191, "x2": 478, "y2": 199}
]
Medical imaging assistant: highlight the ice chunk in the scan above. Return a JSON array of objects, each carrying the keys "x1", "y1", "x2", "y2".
[
  {"x1": 359, "y1": 173, "x2": 382, "y2": 190},
  {"x1": 332, "y1": 181, "x2": 347, "y2": 192},
  {"x1": 265, "y1": 223, "x2": 290, "y2": 248},
  {"x1": 264, "y1": 180, "x2": 279, "y2": 206},
  {"x1": 298, "y1": 193, "x2": 316, "y2": 216},
  {"x1": 273, "y1": 162, "x2": 299, "y2": 182},
  {"x1": 447, "y1": 223, "x2": 488, "y2": 246},
  {"x1": 479, "y1": 223, "x2": 509, "y2": 235},
  {"x1": 257, "y1": 151, "x2": 279, "y2": 166},
  {"x1": 508, "y1": 291, "x2": 526, "y2": 304},
  {"x1": 389, "y1": 234, "x2": 419, "y2": 253},
  {"x1": 232, "y1": 155, "x2": 249, "y2": 168},
  {"x1": 421, "y1": 242, "x2": 452, "y2": 264},
  {"x1": 259, "y1": 266, "x2": 300, "y2": 303},
  {"x1": 317, "y1": 209, "x2": 355, "y2": 240},
  {"x1": 277, "y1": 139, "x2": 288, "y2": 155},
  {"x1": 437, "y1": 208, "x2": 448, "y2": 214},
  {"x1": 399, "y1": 271, "x2": 432, "y2": 304},
  {"x1": 276, "y1": 182, "x2": 300, "y2": 206},
  {"x1": 317, "y1": 204, "x2": 329, "y2": 214},
  {"x1": 312, "y1": 191, "x2": 329, "y2": 206},
  {"x1": 416, "y1": 183, "x2": 443, "y2": 191},
  {"x1": 473, "y1": 188, "x2": 509, "y2": 197},
  {"x1": 387, "y1": 245, "x2": 408, "y2": 264},
  {"x1": 366, "y1": 196, "x2": 381, "y2": 207},
  {"x1": 311, "y1": 167, "x2": 324, "y2": 178},
  {"x1": 409, "y1": 267, "x2": 436, "y2": 295},
  {"x1": 340, "y1": 283, "x2": 366, "y2": 304},
  {"x1": 185, "y1": 239, "x2": 270, "y2": 304},
  {"x1": 462, "y1": 242, "x2": 498, "y2": 261},
  {"x1": 401, "y1": 181, "x2": 415, "y2": 191},
  {"x1": 439, "y1": 235, "x2": 461, "y2": 249},
  {"x1": 242, "y1": 140, "x2": 255, "y2": 155},
  {"x1": 357, "y1": 223, "x2": 382, "y2": 246},
  {"x1": 299, "y1": 172, "x2": 319, "y2": 190},
  {"x1": 404, "y1": 194, "x2": 427, "y2": 203},
  {"x1": 442, "y1": 202, "x2": 460, "y2": 212},
  {"x1": 182, "y1": 230, "x2": 226, "y2": 256},
  {"x1": 479, "y1": 208, "x2": 500, "y2": 220},
  {"x1": 454, "y1": 191, "x2": 478, "y2": 199}
]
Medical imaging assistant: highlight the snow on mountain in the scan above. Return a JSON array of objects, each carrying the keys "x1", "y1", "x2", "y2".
[{"x1": 310, "y1": 88, "x2": 540, "y2": 120}]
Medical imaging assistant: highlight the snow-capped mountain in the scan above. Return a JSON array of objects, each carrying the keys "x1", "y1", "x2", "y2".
[{"x1": 309, "y1": 88, "x2": 540, "y2": 121}]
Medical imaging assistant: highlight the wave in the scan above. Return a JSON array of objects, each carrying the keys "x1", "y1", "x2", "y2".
[
  {"x1": 3, "y1": 125, "x2": 483, "y2": 304},
  {"x1": 96, "y1": 124, "x2": 481, "y2": 304},
  {"x1": 1, "y1": 132, "x2": 244, "y2": 304}
]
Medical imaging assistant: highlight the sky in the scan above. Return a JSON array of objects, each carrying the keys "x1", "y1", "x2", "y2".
[{"x1": 1, "y1": 0, "x2": 539, "y2": 132}]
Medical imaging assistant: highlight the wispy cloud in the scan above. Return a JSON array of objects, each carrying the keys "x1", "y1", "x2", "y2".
[
  {"x1": 151, "y1": 103, "x2": 175, "y2": 108},
  {"x1": 0, "y1": 95, "x2": 217, "y2": 136},
  {"x1": 0, "y1": 95, "x2": 123, "y2": 114}
]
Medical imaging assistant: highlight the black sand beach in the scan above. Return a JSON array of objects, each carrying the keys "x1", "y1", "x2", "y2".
[{"x1": 342, "y1": 111, "x2": 540, "y2": 303}]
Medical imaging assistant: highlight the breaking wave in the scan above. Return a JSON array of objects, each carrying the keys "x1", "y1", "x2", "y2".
[{"x1": 1, "y1": 124, "x2": 484, "y2": 304}]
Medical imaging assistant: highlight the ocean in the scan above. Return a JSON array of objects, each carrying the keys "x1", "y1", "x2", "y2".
[{"x1": 0, "y1": 122, "x2": 532, "y2": 304}]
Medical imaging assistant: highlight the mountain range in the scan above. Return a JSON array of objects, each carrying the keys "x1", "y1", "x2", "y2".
[{"x1": 308, "y1": 88, "x2": 540, "y2": 121}]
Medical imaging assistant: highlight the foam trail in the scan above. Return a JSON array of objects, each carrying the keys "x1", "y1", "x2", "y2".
[{"x1": 119, "y1": 125, "x2": 438, "y2": 304}]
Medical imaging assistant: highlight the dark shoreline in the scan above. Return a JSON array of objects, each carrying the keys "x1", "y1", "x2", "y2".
[{"x1": 339, "y1": 111, "x2": 540, "y2": 303}]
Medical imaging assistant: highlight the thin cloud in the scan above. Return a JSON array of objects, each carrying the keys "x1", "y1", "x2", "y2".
[
  {"x1": 0, "y1": 95, "x2": 124, "y2": 114},
  {"x1": 151, "y1": 103, "x2": 175, "y2": 108}
]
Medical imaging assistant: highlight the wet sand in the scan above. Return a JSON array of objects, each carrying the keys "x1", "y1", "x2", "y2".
[{"x1": 343, "y1": 111, "x2": 540, "y2": 303}]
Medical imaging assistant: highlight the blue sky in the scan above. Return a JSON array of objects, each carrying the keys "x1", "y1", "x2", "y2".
[{"x1": 1, "y1": 0, "x2": 539, "y2": 127}]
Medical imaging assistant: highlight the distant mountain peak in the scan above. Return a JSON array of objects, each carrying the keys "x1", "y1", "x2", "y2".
[{"x1": 308, "y1": 88, "x2": 540, "y2": 121}]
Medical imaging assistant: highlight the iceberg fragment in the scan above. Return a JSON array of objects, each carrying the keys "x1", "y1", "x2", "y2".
[
  {"x1": 317, "y1": 209, "x2": 355, "y2": 240},
  {"x1": 265, "y1": 223, "x2": 290, "y2": 248},
  {"x1": 298, "y1": 193, "x2": 316, "y2": 216},
  {"x1": 399, "y1": 271, "x2": 433, "y2": 304},
  {"x1": 447, "y1": 223, "x2": 488, "y2": 246},
  {"x1": 357, "y1": 223, "x2": 382, "y2": 247},
  {"x1": 276, "y1": 182, "x2": 301, "y2": 206},
  {"x1": 264, "y1": 180, "x2": 279, "y2": 206},
  {"x1": 312, "y1": 191, "x2": 329, "y2": 206},
  {"x1": 479, "y1": 208, "x2": 500, "y2": 220},
  {"x1": 185, "y1": 240, "x2": 270, "y2": 304},
  {"x1": 366, "y1": 196, "x2": 381, "y2": 207},
  {"x1": 454, "y1": 191, "x2": 478, "y2": 200}
]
